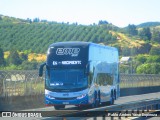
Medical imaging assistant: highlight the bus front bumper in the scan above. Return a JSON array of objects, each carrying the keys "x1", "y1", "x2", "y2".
[{"x1": 45, "y1": 94, "x2": 89, "y2": 106}]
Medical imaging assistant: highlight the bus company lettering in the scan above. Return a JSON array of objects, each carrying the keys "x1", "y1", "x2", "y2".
[
  {"x1": 53, "y1": 61, "x2": 81, "y2": 65},
  {"x1": 62, "y1": 61, "x2": 81, "y2": 65},
  {"x1": 56, "y1": 48, "x2": 80, "y2": 56}
]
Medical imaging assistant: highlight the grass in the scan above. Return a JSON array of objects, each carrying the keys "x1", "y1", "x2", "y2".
[
  {"x1": 109, "y1": 31, "x2": 145, "y2": 49},
  {"x1": 4, "y1": 51, "x2": 46, "y2": 62},
  {"x1": 3, "y1": 79, "x2": 44, "y2": 96}
]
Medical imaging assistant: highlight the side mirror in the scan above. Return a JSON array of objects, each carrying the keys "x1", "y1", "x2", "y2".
[
  {"x1": 85, "y1": 64, "x2": 90, "y2": 75},
  {"x1": 39, "y1": 62, "x2": 46, "y2": 77}
]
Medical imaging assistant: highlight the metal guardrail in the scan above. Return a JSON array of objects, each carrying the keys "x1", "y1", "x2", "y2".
[
  {"x1": 52, "y1": 98, "x2": 160, "y2": 120},
  {"x1": 0, "y1": 70, "x2": 160, "y2": 97},
  {"x1": 120, "y1": 74, "x2": 160, "y2": 88},
  {"x1": 0, "y1": 70, "x2": 45, "y2": 111},
  {"x1": 0, "y1": 70, "x2": 44, "y2": 97}
]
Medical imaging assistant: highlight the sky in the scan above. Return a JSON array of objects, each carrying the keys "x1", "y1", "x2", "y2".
[{"x1": 0, "y1": 0, "x2": 160, "y2": 27}]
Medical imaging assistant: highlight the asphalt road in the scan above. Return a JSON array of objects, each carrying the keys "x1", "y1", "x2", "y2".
[
  {"x1": 1, "y1": 92, "x2": 160, "y2": 120},
  {"x1": 31, "y1": 92, "x2": 160, "y2": 120},
  {"x1": 22, "y1": 92, "x2": 160, "y2": 111}
]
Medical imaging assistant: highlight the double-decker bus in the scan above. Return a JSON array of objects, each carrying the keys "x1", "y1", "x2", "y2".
[{"x1": 39, "y1": 42, "x2": 120, "y2": 110}]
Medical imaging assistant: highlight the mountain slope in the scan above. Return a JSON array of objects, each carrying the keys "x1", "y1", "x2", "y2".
[
  {"x1": 0, "y1": 15, "x2": 118, "y2": 53},
  {"x1": 137, "y1": 22, "x2": 160, "y2": 28},
  {"x1": 0, "y1": 15, "x2": 160, "y2": 56}
]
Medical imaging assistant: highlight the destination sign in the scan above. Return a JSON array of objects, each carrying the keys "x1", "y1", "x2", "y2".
[
  {"x1": 46, "y1": 45, "x2": 88, "y2": 68},
  {"x1": 53, "y1": 61, "x2": 81, "y2": 65}
]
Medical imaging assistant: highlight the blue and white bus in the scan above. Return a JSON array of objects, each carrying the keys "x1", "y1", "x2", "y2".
[{"x1": 39, "y1": 42, "x2": 120, "y2": 110}]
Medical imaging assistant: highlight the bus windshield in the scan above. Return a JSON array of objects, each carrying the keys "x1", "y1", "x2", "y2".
[{"x1": 46, "y1": 69, "x2": 87, "y2": 91}]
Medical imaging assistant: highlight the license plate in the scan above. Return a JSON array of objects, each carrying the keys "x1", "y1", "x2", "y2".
[{"x1": 63, "y1": 102, "x2": 69, "y2": 104}]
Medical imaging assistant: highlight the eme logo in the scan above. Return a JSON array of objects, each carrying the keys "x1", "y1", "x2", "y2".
[{"x1": 56, "y1": 48, "x2": 80, "y2": 56}]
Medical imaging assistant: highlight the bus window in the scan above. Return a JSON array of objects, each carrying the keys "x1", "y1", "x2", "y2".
[
  {"x1": 106, "y1": 74, "x2": 113, "y2": 85},
  {"x1": 97, "y1": 73, "x2": 113, "y2": 86}
]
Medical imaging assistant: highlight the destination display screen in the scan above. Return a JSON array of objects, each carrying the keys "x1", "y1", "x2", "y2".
[{"x1": 46, "y1": 46, "x2": 88, "y2": 68}]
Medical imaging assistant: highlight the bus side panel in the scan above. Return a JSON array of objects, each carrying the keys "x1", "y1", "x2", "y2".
[{"x1": 88, "y1": 44, "x2": 120, "y2": 103}]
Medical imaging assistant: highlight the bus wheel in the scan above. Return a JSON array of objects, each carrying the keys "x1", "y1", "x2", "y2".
[
  {"x1": 92, "y1": 92, "x2": 100, "y2": 108},
  {"x1": 91, "y1": 93, "x2": 97, "y2": 108},
  {"x1": 98, "y1": 91, "x2": 101, "y2": 106},
  {"x1": 54, "y1": 105, "x2": 65, "y2": 110},
  {"x1": 109, "y1": 92, "x2": 114, "y2": 105},
  {"x1": 114, "y1": 90, "x2": 116, "y2": 100}
]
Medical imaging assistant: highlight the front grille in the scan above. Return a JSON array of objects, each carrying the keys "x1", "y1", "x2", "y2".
[{"x1": 55, "y1": 97, "x2": 77, "y2": 100}]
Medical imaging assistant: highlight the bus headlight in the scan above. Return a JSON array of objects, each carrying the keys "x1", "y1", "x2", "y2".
[
  {"x1": 77, "y1": 94, "x2": 86, "y2": 99},
  {"x1": 46, "y1": 94, "x2": 55, "y2": 99}
]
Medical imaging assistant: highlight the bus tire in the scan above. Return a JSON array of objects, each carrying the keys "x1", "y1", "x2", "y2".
[
  {"x1": 110, "y1": 91, "x2": 114, "y2": 105},
  {"x1": 54, "y1": 105, "x2": 65, "y2": 110},
  {"x1": 91, "y1": 92, "x2": 98, "y2": 108},
  {"x1": 98, "y1": 91, "x2": 101, "y2": 106},
  {"x1": 114, "y1": 90, "x2": 116, "y2": 100}
]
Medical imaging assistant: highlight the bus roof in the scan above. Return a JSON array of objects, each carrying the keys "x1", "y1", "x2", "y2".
[
  {"x1": 49, "y1": 41, "x2": 90, "y2": 47},
  {"x1": 49, "y1": 41, "x2": 117, "y2": 51}
]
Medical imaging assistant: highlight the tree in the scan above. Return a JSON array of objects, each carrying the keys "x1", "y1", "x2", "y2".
[
  {"x1": 137, "y1": 42, "x2": 151, "y2": 54},
  {"x1": 20, "y1": 53, "x2": 28, "y2": 61},
  {"x1": 26, "y1": 18, "x2": 32, "y2": 23},
  {"x1": 0, "y1": 47, "x2": 5, "y2": 66},
  {"x1": 121, "y1": 47, "x2": 131, "y2": 56},
  {"x1": 151, "y1": 28, "x2": 160, "y2": 43},
  {"x1": 127, "y1": 24, "x2": 138, "y2": 36},
  {"x1": 41, "y1": 19, "x2": 48, "y2": 22},
  {"x1": 139, "y1": 27, "x2": 152, "y2": 41},
  {"x1": 21, "y1": 61, "x2": 38, "y2": 70},
  {"x1": 8, "y1": 50, "x2": 22, "y2": 65},
  {"x1": 136, "y1": 55, "x2": 147, "y2": 64},
  {"x1": 149, "y1": 46, "x2": 160, "y2": 55},
  {"x1": 136, "y1": 63, "x2": 160, "y2": 74},
  {"x1": 146, "y1": 55, "x2": 160, "y2": 63},
  {"x1": 33, "y1": 18, "x2": 40, "y2": 22},
  {"x1": 98, "y1": 20, "x2": 108, "y2": 25}
]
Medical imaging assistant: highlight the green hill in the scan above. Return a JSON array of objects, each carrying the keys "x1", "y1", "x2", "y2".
[
  {"x1": 1, "y1": 15, "x2": 160, "y2": 73},
  {"x1": 137, "y1": 22, "x2": 160, "y2": 28},
  {"x1": 0, "y1": 15, "x2": 119, "y2": 53},
  {"x1": 0, "y1": 15, "x2": 160, "y2": 56},
  {"x1": 0, "y1": 14, "x2": 26, "y2": 23}
]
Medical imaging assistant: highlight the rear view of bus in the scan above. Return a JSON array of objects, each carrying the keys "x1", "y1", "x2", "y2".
[{"x1": 39, "y1": 42, "x2": 120, "y2": 110}]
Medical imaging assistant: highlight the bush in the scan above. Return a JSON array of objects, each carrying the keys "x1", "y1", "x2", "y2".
[
  {"x1": 8, "y1": 50, "x2": 22, "y2": 65},
  {"x1": 149, "y1": 46, "x2": 160, "y2": 55},
  {"x1": 135, "y1": 54, "x2": 147, "y2": 64},
  {"x1": 146, "y1": 55, "x2": 160, "y2": 63},
  {"x1": 136, "y1": 63, "x2": 160, "y2": 74},
  {"x1": 20, "y1": 61, "x2": 39, "y2": 70}
]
